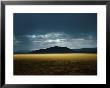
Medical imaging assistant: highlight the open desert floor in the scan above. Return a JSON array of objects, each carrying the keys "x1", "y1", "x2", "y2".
[{"x1": 14, "y1": 53, "x2": 97, "y2": 75}]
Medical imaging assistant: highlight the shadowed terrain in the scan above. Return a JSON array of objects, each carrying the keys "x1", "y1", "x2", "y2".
[{"x1": 14, "y1": 53, "x2": 97, "y2": 75}]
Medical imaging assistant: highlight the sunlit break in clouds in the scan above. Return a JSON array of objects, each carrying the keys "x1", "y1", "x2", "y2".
[{"x1": 14, "y1": 13, "x2": 97, "y2": 51}]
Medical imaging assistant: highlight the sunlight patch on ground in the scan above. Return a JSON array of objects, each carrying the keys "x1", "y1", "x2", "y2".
[{"x1": 14, "y1": 53, "x2": 97, "y2": 61}]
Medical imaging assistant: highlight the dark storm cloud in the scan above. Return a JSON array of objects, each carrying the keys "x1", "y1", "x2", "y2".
[{"x1": 14, "y1": 13, "x2": 97, "y2": 51}]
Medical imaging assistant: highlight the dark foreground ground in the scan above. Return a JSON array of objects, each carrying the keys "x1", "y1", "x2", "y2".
[{"x1": 14, "y1": 54, "x2": 97, "y2": 75}]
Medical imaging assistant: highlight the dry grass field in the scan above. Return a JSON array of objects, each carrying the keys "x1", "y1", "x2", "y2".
[{"x1": 14, "y1": 53, "x2": 97, "y2": 75}]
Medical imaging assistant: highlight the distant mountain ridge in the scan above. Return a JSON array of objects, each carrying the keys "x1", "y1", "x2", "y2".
[
  {"x1": 30, "y1": 46, "x2": 97, "y2": 54},
  {"x1": 31, "y1": 46, "x2": 73, "y2": 54},
  {"x1": 15, "y1": 46, "x2": 97, "y2": 54},
  {"x1": 14, "y1": 46, "x2": 97, "y2": 54}
]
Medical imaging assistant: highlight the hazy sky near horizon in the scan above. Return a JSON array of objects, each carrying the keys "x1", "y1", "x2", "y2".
[{"x1": 14, "y1": 13, "x2": 97, "y2": 51}]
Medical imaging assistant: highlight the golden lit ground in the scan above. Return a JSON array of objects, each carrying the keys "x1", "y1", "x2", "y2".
[
  {"x1": 14, "y1": 53, "x2": 96, "y2": 60},
  {"x1": 14, "y1": 53, "x2": 97, "y2": 75}
]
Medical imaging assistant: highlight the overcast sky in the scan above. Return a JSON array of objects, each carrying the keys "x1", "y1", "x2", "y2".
[{"x1": 14, "y1": 13, "x2": 97, "y2": 51}]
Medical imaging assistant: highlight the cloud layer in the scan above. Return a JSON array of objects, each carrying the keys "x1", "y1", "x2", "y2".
[
  {"x1": 14, "y1": 32, "x2": 97, "y2": 51},
  {"x1": 14, "y1": 13, "x2": 97, "y2": 51}
]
